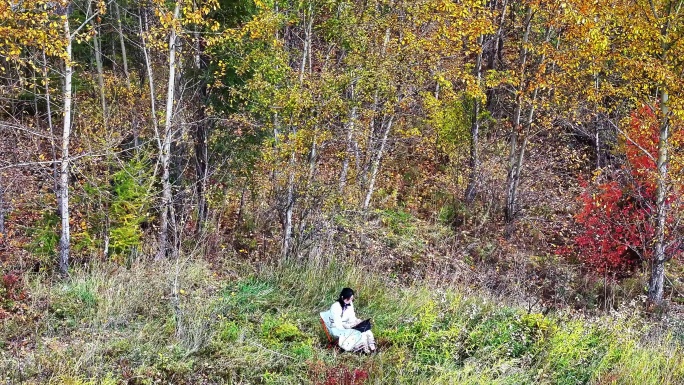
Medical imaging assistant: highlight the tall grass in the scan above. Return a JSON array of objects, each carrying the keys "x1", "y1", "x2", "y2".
[{"x1": 2, "y1": 258, "x2": 684, "y2": 384}]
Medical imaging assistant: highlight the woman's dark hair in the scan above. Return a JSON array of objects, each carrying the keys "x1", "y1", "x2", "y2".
[{"x1": 338, "y1": 288, "x2": 354, "y2": 307}]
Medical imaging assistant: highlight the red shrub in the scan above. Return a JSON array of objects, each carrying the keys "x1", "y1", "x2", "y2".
[
  {"x1": 572, "y1": 177, "x2": 653, "y2": 274},
  {"x1": 0, "y1": 272, "x2": 26, "y2": 319},
  {"x1": 568, "y1": 105, "x2": 683, "y2": 275}
]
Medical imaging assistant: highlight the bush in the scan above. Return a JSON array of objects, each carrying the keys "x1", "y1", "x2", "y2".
[
  {"x1": 261, "y1": 314, "x2": 302, "y2": 343},
  {"x1": 438, "y1": 200, "x2": 467, "y2": 227},
  {"x1": 27, "y1": 210, "x2": 59, "y2": 260},
  {"x1": 108, "y1": 157, "x2": 152, "y2": 262}
]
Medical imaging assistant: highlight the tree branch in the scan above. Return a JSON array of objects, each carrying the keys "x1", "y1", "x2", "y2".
[{"x1": 605, "y1": 119, "x2": 657, "y2": 163}]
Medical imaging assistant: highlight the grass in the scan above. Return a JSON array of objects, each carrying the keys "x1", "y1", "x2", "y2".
[{"x1": 2, "y1": 257, "x2": 684, "y2": 384}]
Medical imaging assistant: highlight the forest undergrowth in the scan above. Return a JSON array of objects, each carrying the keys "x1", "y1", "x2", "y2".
[{"x1": 3, "y1": 232, "x2": 684, "y2": 384}]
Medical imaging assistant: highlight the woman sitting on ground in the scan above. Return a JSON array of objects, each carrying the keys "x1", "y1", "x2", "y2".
[{"x1": 328, "y1": 287, "x2": 376, "y2": 353}]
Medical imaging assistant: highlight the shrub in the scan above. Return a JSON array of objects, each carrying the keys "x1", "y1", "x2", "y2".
[
  {"x1": 567, "y1": 105, "x2": 684, "y2": 276},
  {"x1": 27, "y1": 210, "x2": 59, "y2": 260},
  {"x1": 108, "y1": 157, "x2": 152, "y2": 262},
  {"x1": 378, "y1": 209, "x2": 416, "y2": 237},
  {"x1": 0, "y1": 272, "x2": 26, "y2": 316},
  {"x1": 261, "y1": 314, "x2": 302, "y2": 343},
  {"x1": 290, "y1": 341, "x2": 315, "y2": 359}
]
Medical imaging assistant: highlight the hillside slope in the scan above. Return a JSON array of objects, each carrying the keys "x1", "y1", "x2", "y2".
[{"x1": 2, "y1": 255, "x2": 684, "y2": 384}]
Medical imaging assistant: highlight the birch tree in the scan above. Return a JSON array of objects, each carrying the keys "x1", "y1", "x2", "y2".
[
  {"x1": 157, "y1": 0, "x2": 181, "y2": 260},
  {"x1": 503, "y1": 3, "x2": 557, "y2": 224},
  {"x1": 58, "y1": 6, "x2": 73, "y2": 274}
]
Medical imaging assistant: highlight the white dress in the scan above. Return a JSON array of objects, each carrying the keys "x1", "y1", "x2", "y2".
[{"x1": 328, "y1": 301, "x2": 375, "y2": 352}]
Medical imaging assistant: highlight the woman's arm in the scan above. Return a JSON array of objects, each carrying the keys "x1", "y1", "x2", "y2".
[
  {"x1": 330, "y1": 302, "x2": 344, "y2": 330},
  {"x1": 342, "y1": 304, "x2": 363, "y2": 328}
]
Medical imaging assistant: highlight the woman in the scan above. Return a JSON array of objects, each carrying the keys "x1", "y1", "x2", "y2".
[{"x1": 329, "y1": 288, "x2": 376, "y2": 353}]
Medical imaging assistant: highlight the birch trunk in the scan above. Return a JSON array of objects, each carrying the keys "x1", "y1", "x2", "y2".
[
  {"x1": 193, "y1": 116, "x2": 208, "y2": 232},
  {"x1": 361, "y1": 25, "x2": 391, "y2": 188},
  {"x1": 59, "y1": 16, "x2": 73, "y2": 275},
  {"x1": 485, "y1": 0, "x2": 507, "y2": 111},
  {"x1": 504, "y1": 8, "x2": 532, "y2": 222},
  {"x1": 114, "y1": 1, "x2": 130, "y2": 85},
  {"x1": 487, "y1": 0, "x2": 507, "y2": 71},
  {"x1": 505, "y1": 86, "x2": 537, "y2": 223},
  {"x1": 363, "y1": 115, "x2": 393, "y2": 210},
  {"x1": 339, "y1": 104, "x2": 357, "y2": 192},
  {"x1": 506, "y1": 134, "x2": 529, "y2": 221},
  {"x1": 281, "y1": 151, "x2": 295, "y2": 259},
  {"x1": 90, "y1": 3, "x2": 107, "y2": 129},
  {"x1": 115, "y1": 1, "x2": 138, "y2": 150},
  {"x1": 140, "y1": 11, "x2": 160, "y2": 150},
  {"x1": 140, "y1": 10, "x2": 164, "y2": 258},
  {"x1": 157, "y1": 1, "x2": 181, "y2": 260},
  {"x1": 648, "y1": 89, "x2": 670, "y2": 305},
  {"x1": 595, "y1": 121, "x2": 601, "y2": 169},
  {"x1": 505, "y1": 101, "x2": 525, "y2": 222},
  {"x1": 646, "y1": 0, "x2": 682, "y2": 305}
]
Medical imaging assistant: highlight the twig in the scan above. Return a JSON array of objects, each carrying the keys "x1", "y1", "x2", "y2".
[
  {"x1": 605, "y1": 119, "x2": 657, "y2": 163},
  {"x1": 250, "y1": 341, "x2": 296, "y2": 360},
  {"x1": 665, "y1": 275, "x2": 684, "y2": 298}
]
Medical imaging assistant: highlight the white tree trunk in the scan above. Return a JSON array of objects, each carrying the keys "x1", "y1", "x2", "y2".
[
  {"x1": 59, "y1": 16, "x2": 73, "y2": 275},
  {"x1": 89, "y1": 1, "x2": 110, "y2": 257},
  {"x1": 90, "y1": 3, "x2": 107, "y2": 128},
  {"x1": 487, "y1": 0, "x2": 508, "y2": 71},
  {"x1": 339, "y1": 105, "x2": 357, "y2": 192},
  {"x1": 361, "y1": 24, "x2": 392, "y2": 191},
  {"x1": 114, "y1": 1, "x2": 130, "y2": 85},
  {"x1": 282, "y1": 152, "x2": 295, "y2": 258},
  {"x1": 140, "y1": 11, "x2": 160, "y2": 153},
  {"x1": 157, "y1": 1, "x2": 181, "y2": 260},
  {"x1": 505, "y1": 9, "x2": 537, "y2": 223},
  {"x1": 648, "y1": 89, "x2": 670, "y2": 305},
  {"x1": 363, "y1": 115, "x2": 393, "y2": 211}
]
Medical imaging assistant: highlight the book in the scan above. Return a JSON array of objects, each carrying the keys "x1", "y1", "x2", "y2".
[{"x1": 352, "y1": 319, "x2": 372, "y2": 332}]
